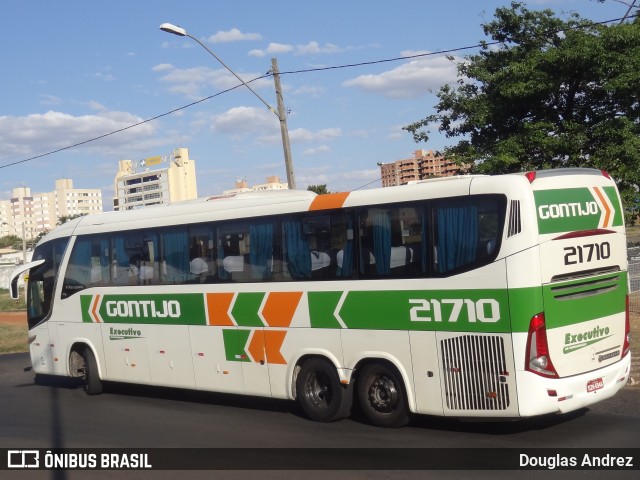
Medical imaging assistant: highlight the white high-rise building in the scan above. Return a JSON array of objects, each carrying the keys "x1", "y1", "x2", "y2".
[
  {"x1": 0, "y1": 179, "x2": 103, "y2": 239},
  {"x1": 113, "y1": 147, "x2": 198, "y2": 210}
]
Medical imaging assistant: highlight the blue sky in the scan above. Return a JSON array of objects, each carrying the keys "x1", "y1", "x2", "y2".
[{"x1": 0, "y1": 0, "x2": 629, "y2": 208}]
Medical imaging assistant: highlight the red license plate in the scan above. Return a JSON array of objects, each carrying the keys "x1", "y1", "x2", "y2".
[{"x1": 586, "y1": 378, "x2": 604, "y2": 392}]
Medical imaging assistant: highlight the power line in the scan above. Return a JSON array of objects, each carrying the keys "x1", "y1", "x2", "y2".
[{"x1": 1, "y1": 13, "x2": 637, "y2": 171}]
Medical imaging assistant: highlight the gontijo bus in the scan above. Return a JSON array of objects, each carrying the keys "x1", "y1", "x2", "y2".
[{"x1": 10, "y1": 168, "x2": 631, "y2": 427}]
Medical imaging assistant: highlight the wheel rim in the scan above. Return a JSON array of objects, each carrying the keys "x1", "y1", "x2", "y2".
[
  {"x1": 367, "y1": 374, "x2": 398, "y2": 413},
  {"x1": 304, "y1": 370, "x2": 333, "y2": 409}
]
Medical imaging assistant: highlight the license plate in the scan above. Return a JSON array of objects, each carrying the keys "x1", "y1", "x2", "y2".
[{"x1": 586, "y1": 378, "x2": 604, "y2": 392}]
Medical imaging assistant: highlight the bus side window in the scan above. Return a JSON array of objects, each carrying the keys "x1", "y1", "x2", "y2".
[
  {"x1": 358, "y1": 205, "x2": 421, "y2": 277},
  {"x1": 160, "y1": 227, "x2": 190, "y2": 284},
  {"x1": 112, "y1": 231, "x2": 159, "y2": 286},
  {"x1": 62, "y1": 237, "x2": 109, "y2": 297},
  {"x1": 431, "y1": 196, "x2": 504, "y2": 275},
  {"x1": 188, "y1": 225, "x2": 215, "y2": 283}
]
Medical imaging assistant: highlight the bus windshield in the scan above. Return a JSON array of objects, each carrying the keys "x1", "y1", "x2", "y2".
[{"x1": 27, "y1": 237, "x2": 69, "y2": 329}]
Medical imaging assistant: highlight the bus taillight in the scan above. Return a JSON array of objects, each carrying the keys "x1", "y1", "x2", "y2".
[
  {"x1": 623, "y1": 295, "x2": 631, "y2": 358},
  {"x1": 525, "y1": 312, "x2": 559, "y2": 378}
]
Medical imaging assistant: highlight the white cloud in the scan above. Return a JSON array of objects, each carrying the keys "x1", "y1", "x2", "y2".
[
  {"x1": 291, "y1": 85, "x2": 324, "y2": 97},
  {"x1": 0, "y1": 109, "x2": 157, "y2": 161},
  {"x1": 212, "y1": 106, "x2": 279, "y2": 137},
  {"x1": 248, "y1": 41, "x2": 344, "y2": 58},
  {"x1": 289, "y1": 128, "x2": 342, "y2": 143},
  {"x1": 296, "y1": 41, "x2": 341, "y2": 55},
  {"x1": 207, "y1": 28, "x2": 262, "y2": 43},
  {"x1": 268, "y1": 43, "x2": 295, "y2": 54},
  {"x1": 343, "y1": 53, "x2": 458, "y2": 99},
  {"x1": 303, "y1": 145, "x2": 331, "y2": 156},
  {"x1": 156, "y1": 65, "x2": 272, "y2": 99},
  {"x1": 152, "y1": 63, "x2": 174, "y2": 72}
]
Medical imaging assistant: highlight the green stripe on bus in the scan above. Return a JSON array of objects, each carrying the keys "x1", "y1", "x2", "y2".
[
  {"x1": 542, "y1": 272, "x2": 627, "y2": 328},
  {"x1": 309, "y1": 289, "x2": 512, "y2": 333},
  {"x1": 534, "y1": 187, "x2": 623, "y2": 234},
  {"x1": 308, "y1": 291, "x2": 344, "y2": 329},
  {"x1": 604, "y1": 186, "x2": 624, "y2": 227},
  {"x1": 80, "y1": 295, "x2": 93, "y2": 323},
  {"x1": 223, "y1": 329, "x2": 251, "y2": 362},
  {"x1": 82, "y1": 293, "x2": 206, "y2": 325},
  {"x1": 231, "y1": 292, "x2": 266, "y2": 327}
]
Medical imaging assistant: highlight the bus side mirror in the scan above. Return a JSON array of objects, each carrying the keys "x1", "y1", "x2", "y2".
[
  {"x1": 10, "y1": 275, "x2": 19, "y2": 300},
  {"x1": 8, "y1": 259, "x2": 45, "y2": 301}
]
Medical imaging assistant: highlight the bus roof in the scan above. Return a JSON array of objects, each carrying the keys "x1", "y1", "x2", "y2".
[{"x1": 38, "y1": 168, "x2": 614, "y2": 243}]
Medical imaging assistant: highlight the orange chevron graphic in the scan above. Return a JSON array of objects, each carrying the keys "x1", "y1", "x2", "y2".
[
  {"x1": 264, "y1": 330, "x2": 287, "y2": 364},
  {"x1": 206, "y1": 293, "x2": 235, "y2": 326},
  {"x1": 593, "y1": 187, "x2": 612, "y2": 227},
  {"x1": 262, "y1": 292, "x2": 303, "y2": 327},
  {"x1": 91, "y1": 294, "x2": 102, "y2": 323},
  {"x1": 247, "y1": 330, "x2": 288, "y2": 365},
  {"x1": 247, "y1": 329, "x2": 266, "y2": 363}
]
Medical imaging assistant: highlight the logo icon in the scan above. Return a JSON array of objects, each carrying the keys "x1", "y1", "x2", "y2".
[{"x1": 8, "y1": 450, "x2": 39, "y2": 468}]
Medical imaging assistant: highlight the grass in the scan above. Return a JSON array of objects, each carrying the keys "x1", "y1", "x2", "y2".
[
  {"x1": 0, "y1": 288, "x2": 28, "y2": 354},
  {"x1": 0, "y1": 324, "x2": 28, "y2": 354},
  {"x1": 0, "y1": 288, "x2": 27, "y2": 312}
]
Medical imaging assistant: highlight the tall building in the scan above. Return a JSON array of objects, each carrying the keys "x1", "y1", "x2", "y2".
[
  {"x1": 112, "y1": 147, "x2": 198, "y2": 210},
  {"x1": 379, "y1": 149, "x2": 467, "y2": 187},
  {"x1": 0, "y1": 179, "x2": 103, "y2": 238}
]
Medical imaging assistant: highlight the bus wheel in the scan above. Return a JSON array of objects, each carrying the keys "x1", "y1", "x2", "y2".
[
  {"x1": 296, "y1": 358, "x2": 352, "y2": 422},
  {"x1": 82, "y1": 348, "x2": 103, "y2": 395},
  {"x1": 357, "y1": 363, "x2": 409, "y2": 428}
]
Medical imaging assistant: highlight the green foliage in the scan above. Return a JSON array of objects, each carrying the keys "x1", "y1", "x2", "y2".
[
  {"x1": 0, "y1": 235, "x2": 21, "y2": 249},
  {"x1": 57, "y1": 214, "x2": 86, "y2": 226},
  {"x1": 0, "y1": 288, "x2": 27, "y2": 312},
  {"x1": 404, "y1": 2, "x2": 640, "y2": 224},
  {"x1": 307, "y1": 184, "x2": 330, "y2": 195}
]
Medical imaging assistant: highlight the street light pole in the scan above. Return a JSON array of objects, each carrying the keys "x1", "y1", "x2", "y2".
[
  {"x1": 160, "y1": 23, "x2": 296, "y2": 189},
  {"x1": 271, "y1": 58, "x2": 295, "y2": 191}
]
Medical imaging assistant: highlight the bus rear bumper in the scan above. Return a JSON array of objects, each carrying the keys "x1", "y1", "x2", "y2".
[{"x1": 516, "y1": 354, "x2": 631, "y2": 417}]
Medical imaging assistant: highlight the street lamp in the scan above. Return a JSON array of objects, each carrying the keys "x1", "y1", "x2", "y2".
[{"x1": 160, "y1": 23, "x2": 296, "y2": 190}]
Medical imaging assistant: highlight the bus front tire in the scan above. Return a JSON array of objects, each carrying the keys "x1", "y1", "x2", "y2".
[
  {"x1": 296, "y1": 358, "x2": 352, "y2": 422},
  {"x1": 83, "y1": 348, "x2": 103, "y2": 395},
  {"x1": 357, "y1": 363, "x2": 409, "y2": 428}
]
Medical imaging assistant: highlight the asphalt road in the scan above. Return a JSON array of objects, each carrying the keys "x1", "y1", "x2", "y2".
[{"x1": 0, "y1": 352, "x2": 638, "y2": 480}]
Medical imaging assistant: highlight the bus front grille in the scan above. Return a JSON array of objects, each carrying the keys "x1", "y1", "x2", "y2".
[{"x1": 441, "y1": 335, "x2": 510, "y2": 411}]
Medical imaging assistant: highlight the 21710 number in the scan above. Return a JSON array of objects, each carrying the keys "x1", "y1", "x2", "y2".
[{"x1": 563, "y1": 242, "x2": 611, "y2": 265}]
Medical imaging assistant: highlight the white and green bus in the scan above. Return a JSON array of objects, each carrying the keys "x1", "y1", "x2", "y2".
[{"x1": 10, "y1": 168, "x2": 631, "y2": 427}]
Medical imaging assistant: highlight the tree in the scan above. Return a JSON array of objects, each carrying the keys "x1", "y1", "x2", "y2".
[
  {"x1": 57, "y1": 214, "x2": 86, "y2": 226},
  {"x1": 404, "y1": 2, "x2": 640, "y2": 222},
  {"x1": 307, "y1": 184, "x2": 330, "y2": 195},
  {"x1": 0, "y1": 235, "x2": 21, "y2": 250}
]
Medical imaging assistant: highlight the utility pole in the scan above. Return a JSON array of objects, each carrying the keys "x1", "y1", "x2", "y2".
[{"x1": 271, "y1": 58, "x2": 296, "y2": 190}]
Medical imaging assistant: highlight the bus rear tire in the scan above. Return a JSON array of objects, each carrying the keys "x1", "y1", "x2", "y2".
[
  {"x1": 83, "y1": 348, "x2": 103, "y2": 395},
  {"x1": 357, "y1": 362, "x2": 409, "y2": 428},
  {"x1": 296, "y1": 358, "x2": 352, "y2": 422}
]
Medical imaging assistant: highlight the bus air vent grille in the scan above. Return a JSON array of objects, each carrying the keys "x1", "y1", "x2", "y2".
[
  {"x1": 441, "y1": 335, "x2": 510, "y2": 411},
  {"x1": 507, "y1": 200, "x2": 521, "y2": 237}
]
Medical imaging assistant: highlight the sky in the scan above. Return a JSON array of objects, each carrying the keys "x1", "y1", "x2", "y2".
[{"x1": 0, "y1": 0, "x2": 631, "y2": 209}]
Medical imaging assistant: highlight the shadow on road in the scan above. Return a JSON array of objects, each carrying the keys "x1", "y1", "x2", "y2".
[{"x1": 25, "y1": 372, "x2": 592, "y2": 435}]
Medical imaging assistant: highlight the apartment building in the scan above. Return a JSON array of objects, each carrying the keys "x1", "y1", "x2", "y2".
[
  {"x1": 223, "y1": 175, "x2": 288, "y2": 196},
  {"x1": 112, "y1": 147, "x2": 198, "y2": 210},
  {"x1": 379, "y1": 149, "x2": 467, "y2": 187},
  {"x1": 0, "y1": 179, "x2": 103, "y2": 239}
]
